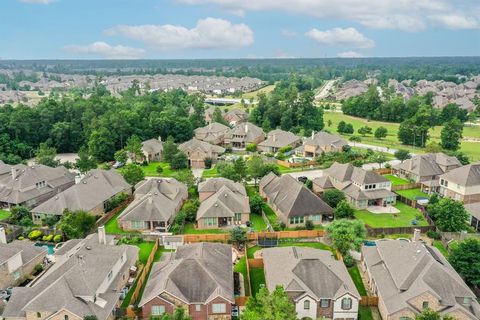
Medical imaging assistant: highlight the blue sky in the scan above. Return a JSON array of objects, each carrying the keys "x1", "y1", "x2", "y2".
[{"x1": 1, "y1": 0, "x2": 479, "y2": 59}]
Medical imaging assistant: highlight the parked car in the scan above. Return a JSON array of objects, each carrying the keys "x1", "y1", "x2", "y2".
[
  {"x1": 297, "y1": 176, "x2": 308, "y2": 183},
  {"x1": 112, "y1": 161, "x2": 124, "y2": 169}
]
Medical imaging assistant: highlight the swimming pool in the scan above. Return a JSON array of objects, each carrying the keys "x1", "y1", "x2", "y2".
[{"x1": 34, "y1": 243, "x2": 55, "y2": 254}]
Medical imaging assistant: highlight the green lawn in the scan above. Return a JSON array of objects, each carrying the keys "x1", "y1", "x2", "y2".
[
  {"x1": 183, "y1": 223, "x2": 228, "y2": 234},
  {"x1": 0, "y1": 209, "x2": 11, "y2": 221},
  {"x1": 249, "y1": 267, "x2": 266, "y2": 297},
  {"x1": 358, "y1": 306, "x2": 374, "y2": 320},
  {"x1": 348, "y1": 265, "x2": 367, "y2": 296},
  {"x1": 384, "y1": 174, "x2": 410, "y2": 186},
  {"x1": 104, "y1": 210, "x2": 137, "y2": 235},
  {"x1": 139, "y1": 162, "x2": 174, "y2": 177},
  {"x1": 354, "y1": 203, "x2": 428, "y2": 228},
  {"x1": 396, "y1": 188, "x2": 428, "y2": 200},
  {"x1": 247, "y1": 246, "x2": 262, "y2": 259},
  {"x1": 433, "y1": 240, "x2": 449, "y2": 257},
  {"x1": 202, "y1": 167, "x2": 218, "y2": 178},
  {"x1": 136, "y1": 242, "x2": 157, "y2": 264},
  {"x1": 234, "y1": 256, "x2": 250, "y2": 296},
  {"x1": 262, "y1": 203, "x2": 279, "y2": 226},
  {"x1": 249, "y1": 213, "x2": 268, "y2": 231}
]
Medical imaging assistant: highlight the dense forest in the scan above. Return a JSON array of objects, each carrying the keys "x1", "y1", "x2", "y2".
[{"x1": 2, "y1": 56, "x2": 480, "y2": 85}]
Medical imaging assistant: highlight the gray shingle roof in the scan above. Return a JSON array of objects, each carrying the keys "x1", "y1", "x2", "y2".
[
  {"x1": 142, "y1": 138, "x2": 163, "y2": 154},
  {"x1": 362, "y1": 241, "x2": 480, "y2": 318},
  {"x1": 260, "y1": 173, "x2": 333, "y2": 218},
  {"x1": 178, "y1": 138, "x2": 226, "y2": 154},
  {"x1": 393, "y1": 153, "x2": 461, "y2": 177},
  {"x1": 0, "y1": 164, "x2": 75, "y2": 205},
  {"x1": 31, "y1": 169, "x2": 131, "y2": 215},
  {"x1": 0, "y1": 240, "x2": 47, "y2": 265},
  {"x1": 139, "y1": 243, "x2": 234, "y2": 306},
  {"x1": 465, "y1": 202, "x2": 480, "y2": 220},
  {"x1": 258, "y1": 129, "x2": 301, "y2": 149},
  {"x1": 194, "y1": 122, "x2": 230, "y2": 143},
  {"x1": 197, "y1": 185, "x2": 250, "y2": 219},
  {"x1": 439, "y1": 163, "x2": 480, "y2": 187},
  {"x1": 2, "y1": 234, "x2": 139, "y2": 320},
  {"x1": 303, "y1": 132, "x2": 347, "y2": 150},
  {"x1": 325, "y1": 162, "x2": 388, "y2": 185},
  {"x1": 224, "y1": 122, "x2": 265, "y2": 144},
  {"x1": 263, "y1": 247, "x2": 359, "y2": 301},
  {"x1": 198, "y1": 177, "x2": 246, "y2": 196}
]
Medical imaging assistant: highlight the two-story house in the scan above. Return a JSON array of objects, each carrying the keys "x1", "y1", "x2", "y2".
[
  {"x1": 223, "y1": 122, "x2": 265, "y2": 150},
  {"x1": 139, "y1": 243, "x2": 234, "y2": 320},
  {"x1": 178, "y1": 138, "x2": 226, "y2": 169},
  {"x1": 0, "y1": 228, "x2": 47, "y2": 290},
  {"x1": 313, "y1": 162, "x2": 397, "y2": 209},
  {"x1": 439, "y1": 163, "x2": 480, "y2": 204},
  {"x1": 362, "y1": 240, "x2": 480, "y2": 320},
  {"x1": 257, "y1": 129, "x2": 302, "y2": 154},
  {"x1": 194, "y1": 122, "x2": 230, "y2": 145},
  {"x1": 141, "y1": 137, "x2": 163, "y2": 163},
  {"x1": 2, "y1": 228, "x2": 139, "y2": 320},
  {"x1": 300, "y1": 132, "x2": 347, "y2": 158},
  {"x1": 263, "y1": 247, "x2": 360, "y2": 320}
]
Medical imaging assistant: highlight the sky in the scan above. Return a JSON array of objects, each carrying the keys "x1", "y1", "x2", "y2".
[{"x1": 1, "y1": 0, "x2": 479, "y2": 59}]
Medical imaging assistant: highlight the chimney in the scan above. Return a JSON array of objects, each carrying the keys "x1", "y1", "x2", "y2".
[
  {"x1": 11, "y1": 167, "x2": 16, "y2": 180},
  {"x1": 0, "y1": 226, "x2": 7, "y2": 244},
  {"x1": 158, "y1": 136, "x2": 162, "y2": 142},
  {"x1": 311, "y1": 131, "x2": 315, "y2": 139},
  {"x1": 98, "y1": 226, "x2": 107, "y2": 245},
  {"x1": 245, "y1": 124, "x2": 249, "y2": 133},
  {"x1": 413, "y1": 228, "x2": 421, "y2": 242}
]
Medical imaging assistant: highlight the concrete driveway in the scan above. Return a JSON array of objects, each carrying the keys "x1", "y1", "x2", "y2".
[{"x1": 286, "y1": 169, "x2": 324, "y2": 180}]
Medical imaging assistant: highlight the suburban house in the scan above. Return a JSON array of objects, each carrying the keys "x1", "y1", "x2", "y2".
[
  {"x1": 257, "y1": 129, "x2": 302, "y2": 153},
  {"x1": 204, "y1": 106, "x2": 223, "y2": 124},
  {"x1": 392, "y1": 153, "x2": 461, "y2": 192},
  {"x1": 438, "y1": 163, "x2": 480, "y2": 204},
  {"x1": 178, "y1": 138, "x2": 226, "y2": 169},
  {"x1": 194, "y1": 122, "x2": 230, "y2": 145},
  {"x1": 313, "y1": 162, "x2": 396, "y2": 209},
  {"x1": 263, "y1": 247, "x2": 360, "y2": 320},
  {"x1": 223, "y1": 122, "x2": 265, "y2": 150},
  {"x1": 118, "y1": 178, "x2": 187, "y2": 232},
  {"x1": 139, "y1": 243, "x2": 234, "y2": 320},
  {"x1": 260, "y1": 173, "x2": 333, "y2": 227},
  {"x1": 0, "y1": 229, "x2": 47, "y2": 290},
  {"x1": 2, "y1": 230, "x2": 139, "y2": 320},
  {"x1": 0, "y1": 164, "x2": 75, "y2": 209},
  {"x1": 223, "y1": 109, "x2": 248, "y2": 126},
  {"x1": 300, "y1": 132, "x2": 348, "y2": 158},
  {"x1": 141, "y1": 137, "x2": 163, "y2": 163},
  {"x1": 198, "y1": 177, "x2": 247, "y2": 202},
  {"x1": 30, "y1": 169, "x2": 132, "y2": 224},
  {"x1": 465, "y1": 202, "x2": 480, "y2": 232},
  {"x1": 196, "y1": 181, "x2": 250, "y2": 229},
  {"x1": 362, "y1": 240, "x2": 480, "y2": 320}
]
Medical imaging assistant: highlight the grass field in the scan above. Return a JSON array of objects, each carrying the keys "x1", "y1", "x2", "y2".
[
  {"x1": 384, "y1": 174, "x2": 410, "y2": 186},
  {"x1": 241, "y1": 85, "x2": 276, "y2": 100},
  {"x1": 183, "y1": 222, "x2": 228, "y2": 234},
  {"x1": 249, "y1": 213, "x2": 268, "y2": 231},
  {"x1": 247, "y1": 246, "x2": 262, "y2": 259},
  {"x1": 139, "y1": 161, "x2": 175, "y2": 177},
  {"x1": 395, "y1": 188, "x2": 428, "y2": 200},
  {"x1": 249, "y1": 267, "x2": 266, "y2": 297},
  {"x1": 348, "y1": 265, "x2": 367, "y2": 296},
  {"x1": 324, "y1": 111, "x2": 480, "y2": 161},
  {"x1": 0, "y1": 209, "x2": 11, "y2": 221},
  {"x1": 234, "y1": 256, "x2": 250, "y2": 296},
  {"x1": 359, "y1": 306, "x2": 374, "y2": 320},
  {"x1": 354, "y1": 203, "x2": 428, "y2": 227}
]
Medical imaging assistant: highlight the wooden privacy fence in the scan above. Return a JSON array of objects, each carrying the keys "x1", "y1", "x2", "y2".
[
  {"x1": 183, "y1": 229, "x2": 325, "y2": 243},
  {"x1": 129, "y1": 238, "x2": 159, "y2": 305},
  {"x1": 373, "y1": 168, "x2": 392, "y2": 175},
  {"x1": 276, "y1": 159, "x2": 318, "y2": 168},
  {"x1": 366, "y1": 225, "x2": 436, "y2": 237},
  {"x1": 96, "y1": 197, "x2": 133, "y2": 227},
  {"x1": 391, "y1": 183, "x2": 421, "y2": 191},
  {"x1": 360, "y1": 296, "x2": 379, "y2": 306}
]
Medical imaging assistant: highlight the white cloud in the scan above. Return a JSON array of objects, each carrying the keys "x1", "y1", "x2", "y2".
[
  {"x1": 177, "y1": 0, "x2": 480, "y2": 31},
  {"x1": 18, "y1": 0, "x2": 56, "y2": 3},
  {"x1": 429, "y1": 15, "x2": 480, "y2": 29},
  {"x1": 63, "y1": 42, "x2": 146, "y2": 59},
  {"x1": 305, "y1": 27, "x2": 375, "y2": 48},
  {"x1": 105, "y1": 18, "x2": 254, "y2": 51},
  {"x1": 281, "y1": 29, "x2": 297, "y2": 37},
  {"x1": 337, "y1": 51, "x2": 364, "y2": 58}
]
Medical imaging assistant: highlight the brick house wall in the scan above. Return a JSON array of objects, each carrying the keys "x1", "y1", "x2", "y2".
[{"x1": 317, "y1": 299, "x2": 334, "y2": 318}]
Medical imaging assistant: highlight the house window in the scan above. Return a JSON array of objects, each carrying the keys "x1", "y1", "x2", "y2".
[
  {"x1": 310, "y1": 215, "x2": 321, "y2": 222},
  {"x1": 289, "y1": 216, "x2": 304, "y2": 224},
  {"x1": 341, "y1": 297, "x2": 352, "y2": 310},
  {"x1": 320, "y1": 299, "x2": 329, "y2": 308},
  {"x1": 304, "y1": 300, "x2": 310, "y2": 310},
  {"x1": 13, "y1": 270, "x2": 20, "y2": 280},
  {"x1": 205, "y1": 217, "x2": 217, "y2": 226},
  {"x1": 195, "y1": 304, "x2": 201, "y2": 311},
  {"x1": 463, "y1": 297, "x2": 472, "y2": 306},
  {"x1": 132, "y1": 221, "x2": 144, "y2": 229},
  {"x1": 234, "y1": 212, "x2": 242, "y2": 222},
  {"x1": 212, "y1": 303, "x2": 226, "y2": 314},
  {"x1": 151, "y1": 305, "x2": 165, "y2": 315},
  {"x1": 422, "y1": 301, "x2": 429, "y2": 309},
  {"x1": 64, "y1": 315, "x2": 68, "y2": 320}
]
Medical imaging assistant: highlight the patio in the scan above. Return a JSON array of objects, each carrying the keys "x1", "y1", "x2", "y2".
[{"x1": 367, "y1": 205, "x2": 400, "y2": 214}]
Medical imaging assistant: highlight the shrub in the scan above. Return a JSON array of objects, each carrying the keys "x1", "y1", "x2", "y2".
[
  {"x1": 204, "y1": 157, "x2": 213, "y2": 169},
  {"x1": 426, "y1": 230, "x2": 441, "y2": 240},
  {"x1": 34, "y1": 264, "x2": 44, "y2": 274},
  {"x1": 155, "y1": 165, "x2": 163, "y2": 174},
  {"x1": 18, "y1": 236, "x2": 24, "y2": 240},
  {"x1": 42, "y1": 235, "x2": 48, "y2": 241},
  {"x1": 28, "y1": 230, "x2": 43, "y2": 240},
  {"x1": 45, "y1": 234, "x2": 54, "y2": 242},
  {"x1": 343, "y1": 254, "x2": 355, "y2": 268},
  {"x1": 53, "y1": 235, "x2": 62, "y2": 243},
  {"x1": 305, "y1": 220, "x2": 315, "y2": 230}
]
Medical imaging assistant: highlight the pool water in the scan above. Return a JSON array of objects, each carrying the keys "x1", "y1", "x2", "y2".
[{"x1": 34, "y1": 243, "x2": 55, "y2": 254}]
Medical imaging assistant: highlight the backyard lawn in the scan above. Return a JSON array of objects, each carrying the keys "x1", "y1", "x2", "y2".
[
  {"x1": 202, "y1": 167, "x2": 218, "y2": 178},
  {"x1": 249, "y1": 267, "x2": 266, "y2": 297},
  {"x1": 139, "y1": 162, "x2": 174, "y2": 177},
  {"x1": 396, "y1": 188, "x2": 428, "y2": 200},
  {"x1": 433, "y1": 240, "x2": 449, "y2": 257},
  {"x1": 104, "y1": 210, "x2": 136, "y2": 235},
  {"x1": 384, "y1": 174, "x2": 410, "y2": 186},
  {"x1": 247, "y1": 245, "x2": 262, "y2": 259},
  {"x1": 354, "y1": 203, "x2": 428, "y2": 227},
  {"x1": 0, "y1": 209, "x2": 11, "y2": 221},
  {"x1": 249, "y1": 213, "x2": 268, "y2": 231},
  {"x1": 262, "y1": 203, "x2": 279, "y2": 226},
  {"x1": 358, "y1": 306, "x2": 374, "y2": 320},
  {"x1": 183, "y1": 222, "x2": 228, "y2": 234},
  {"x1": 348, "y1": 265, "x2": 367, "y2": 296},
  {"x1": 234, "y1": 256, "x2": 250, "y2": 296}
]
